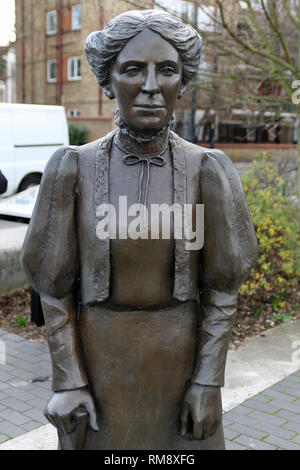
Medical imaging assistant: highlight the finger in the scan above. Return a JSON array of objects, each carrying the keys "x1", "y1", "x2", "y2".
[
  {"x1": 190, "y1": 407, "x2": 203, "y2": 440},
  {"x1": 205, "y1": 419, "x2": 219, "y2": 439},
  {"x1": 202, "y1": 423, "x2": 210, "y2": 440},
  {"x1": 84, "y1": 401, "x2": 99, "y2": 432},
  {"x1": 44, "y1": 409, "x2": 56, "y2": 428},
  {"x1": 192, "y1": 420, "x2": 204, "y2": 440},
  {"x1": 57, "y1": 414, "x2": 75, "y2": 434},
  {"x1": 181, "y1": 403, "x2": 189, "y2": 436}
]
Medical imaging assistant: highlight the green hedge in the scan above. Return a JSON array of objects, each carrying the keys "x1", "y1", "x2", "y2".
[
  {"x1": 240, "y1": 154, "x2": 300, "y2": 318},
  {"x1": 68, "y1": 123, "x2": 87, "y2": 146}
]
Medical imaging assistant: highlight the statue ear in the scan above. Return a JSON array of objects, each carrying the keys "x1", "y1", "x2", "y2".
[
  {"x1": 177, "y1": 83, "x2": 186, "y2": 100},
  {"x1": 102, "y1": 83, "x2": 115, "y2": 100}
]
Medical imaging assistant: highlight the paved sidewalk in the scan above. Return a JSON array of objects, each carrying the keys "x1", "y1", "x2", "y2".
[
  {"x1": 224, "y1": 370, "x2": 300, "y2": 450},
  {"x1": 0, "y1": 327, "x2": 299, "y2": 450},
  {"x1": 0, "y1": 329, "x2": 51, "y2": 442}
]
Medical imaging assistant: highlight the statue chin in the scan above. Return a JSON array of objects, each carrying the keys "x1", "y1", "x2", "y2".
[{"x1": 114, "y1": 109, "x2": 175, "y2": 143}]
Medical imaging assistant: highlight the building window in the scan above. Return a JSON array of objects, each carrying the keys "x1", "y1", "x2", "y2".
[
  {"x1": 46, "y1": 10, "x2": 57, "y2": 35},
  {"x1": 47, "y1": 60, "x2": 57, "y2": 82},
  {"x1": 67, "y1": 109, "x2": 80, "y2": 117},
  {"x1": 72, "y1": 5, "x2": 82, "y2": 30},
  {"x1": 68, "y1": 57, "x2": 81, "y2": 81}
]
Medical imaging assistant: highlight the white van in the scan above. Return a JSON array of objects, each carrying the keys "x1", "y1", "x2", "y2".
[{"x1": 0, "y1": 103, "x2": 69, "y2": 197}]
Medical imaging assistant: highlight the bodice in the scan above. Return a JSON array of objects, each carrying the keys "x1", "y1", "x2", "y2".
[{"x1": 108, "y1": 139, "x2": 175, "y2": 309}]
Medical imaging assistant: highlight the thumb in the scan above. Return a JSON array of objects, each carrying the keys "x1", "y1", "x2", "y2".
[
  {"x1": 181, "y1": 402, "x2": 189, "y2": 436},
  {"x1": 84, "y1": 400, "x2": 99, "y2": 432}
]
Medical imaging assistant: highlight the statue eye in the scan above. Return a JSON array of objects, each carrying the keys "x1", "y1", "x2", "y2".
[
  {"x1": 122, "y1": 66, "x2": 142, "y2": 76},
  {"x1": 160, "y1": 66, "x2": 176, "y2": 76}
]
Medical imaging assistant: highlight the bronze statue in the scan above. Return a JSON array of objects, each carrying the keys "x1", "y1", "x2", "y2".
[{"x1": 21, "y1": 10, "x2": 258, "y2": 450}]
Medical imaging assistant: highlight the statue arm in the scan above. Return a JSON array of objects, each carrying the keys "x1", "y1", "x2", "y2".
[
  {"x1": 21, "y1": 146, "x2": 88, "y2": 391},
  {"x1": 40, "y1": 293, "x2": 88, "y2": 391},
  {"x1": 182, "y1": 150, "x2": 258, "y2": 440},
  {"x1": 191, "y1": 149, "x2": 258, "y2": 387}
]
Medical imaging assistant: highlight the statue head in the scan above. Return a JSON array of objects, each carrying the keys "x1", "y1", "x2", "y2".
[{"x1": 85, "y1": 10, "x2": 202, "y2": 132}]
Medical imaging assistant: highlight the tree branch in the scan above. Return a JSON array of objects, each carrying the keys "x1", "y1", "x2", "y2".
[
  {"x1": 260, "y1": 0, "x2": 292, "y2": 65},
  {"x1": 215, "y1": 0, "x2": 295, "y2": 73}
]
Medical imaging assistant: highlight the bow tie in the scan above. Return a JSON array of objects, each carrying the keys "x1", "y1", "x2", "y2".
[
  {"x1": 114, "y1": 135, "x2": 169, "y2": 211},
  {"x1": 122, "y1": 154, "x2": 166, "y2": 167},
  {"x1": 122, "y1": 153, "x2": 167, "y2": 208}
]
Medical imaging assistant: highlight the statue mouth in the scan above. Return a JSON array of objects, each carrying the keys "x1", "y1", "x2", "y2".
[{"x1": 133, "y1": 105, "x2": 166, "y2": 109}]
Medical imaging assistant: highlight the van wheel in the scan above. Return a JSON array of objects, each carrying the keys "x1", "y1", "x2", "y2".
[{"x1": 18, "y1": 174, "x2": 41, "y2": 192}]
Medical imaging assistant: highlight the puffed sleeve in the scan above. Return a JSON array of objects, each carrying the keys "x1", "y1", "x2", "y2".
[
  {"x1": 191, "y1": 150, "x2": 258, "y2": 387},
  {"x1": 21, "y1": 147, "x2": 88, "y2": 391}
]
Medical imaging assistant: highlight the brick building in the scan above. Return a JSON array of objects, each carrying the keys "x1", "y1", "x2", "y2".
[{"x1": 14, "y1": 0, "x2": 131, "y2": 141}]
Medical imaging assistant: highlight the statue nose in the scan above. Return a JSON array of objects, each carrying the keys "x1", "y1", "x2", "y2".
[{"x1": 142, "y1": 67, "x2": 160, "y2": 94}]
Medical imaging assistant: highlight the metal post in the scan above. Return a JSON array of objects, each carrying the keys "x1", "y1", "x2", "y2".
[
  {"x1": 31, "y1": 0, "x2": 35, "y2": 103},
  {"x1": 56, "y1": 0, "x2": 63, "y2": 106}
]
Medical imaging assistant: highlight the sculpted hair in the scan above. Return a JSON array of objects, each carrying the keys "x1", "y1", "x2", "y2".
[{"x1": 85, "y1": 9, "x2": 202, "y2": 99}]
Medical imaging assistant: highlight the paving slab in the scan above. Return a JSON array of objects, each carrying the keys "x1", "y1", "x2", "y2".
[
  {"x1": 223, "y1": 371, "x2": 300, "y2": 450},
  {"x1": 0, "y1": 329, "x2": 52, "y2": 443},
  {"x1": 0, "y1": 423, "x2": 57, "y2": 450}
]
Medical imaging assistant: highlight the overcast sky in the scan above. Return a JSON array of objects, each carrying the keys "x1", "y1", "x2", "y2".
[{"x1": 0, "y1": 0, "x2": 16, "y2": 47}]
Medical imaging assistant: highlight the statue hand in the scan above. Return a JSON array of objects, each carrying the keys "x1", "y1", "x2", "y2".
[
  {"x1": 181, "y1": 383, "x2": 222, "y2": 440},
  {"x1": 44, "y1": 388, "x2": 99, "y2": 434}
]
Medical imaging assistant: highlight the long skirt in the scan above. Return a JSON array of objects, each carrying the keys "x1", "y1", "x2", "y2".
[{"x1": 78, "y1": 300, "x2": 225, "y2": 450}]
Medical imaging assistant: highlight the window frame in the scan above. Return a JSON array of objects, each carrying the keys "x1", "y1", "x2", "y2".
[
  {"x1": 47, "y1": 59, "x2": 57, "y2": 83},
  {"x1": 67, "y1": 109, "x2": 81, "y2": 117},
  {"x1": 72, "y1": 5, "x2": 82, "y2": 31},
  {"x1": 67, "y1": 57, "x2": 82, "y2": 81},
  {"x1": 46, "y1": 10, "x2": 57, "y2": 35}
]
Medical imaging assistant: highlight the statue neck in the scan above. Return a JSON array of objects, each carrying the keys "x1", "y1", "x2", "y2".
[
  {"x1": 115, "y1": 128, "x2": 170, "y2": 156},
  {"x1": 114, "y1": 110, "x2": 172, "y2": 155}
]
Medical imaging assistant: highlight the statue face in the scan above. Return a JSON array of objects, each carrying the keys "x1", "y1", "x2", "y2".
[{"x1": 110, "y1": 29, "x2": 182, "y2": 131}]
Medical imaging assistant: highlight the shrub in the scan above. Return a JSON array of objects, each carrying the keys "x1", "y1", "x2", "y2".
[
  {"x1": 68, "y1": 123, "x2": 87, "y2": 146},
  {"x1": 239, "y1": 153, "x2": 300, "y2": 315},
  {"x1": 16, "y1": 315, "x2": 27, "y2": 327}
]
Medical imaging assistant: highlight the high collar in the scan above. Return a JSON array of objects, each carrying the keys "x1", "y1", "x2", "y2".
[
  {"x1": 114, "y1": 110, "x2": 172, "y2": 156},
  {"x1": 115, "y1": 128, "x2": 170, "y2": 156}
]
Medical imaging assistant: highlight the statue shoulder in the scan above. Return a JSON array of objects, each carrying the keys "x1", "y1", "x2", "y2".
[
  {"x1": 46, "y1": 127, "x2": 116, "y2": 176},
  {"x1": 200, "y1": 148, "x2": 243, "y2": 194},
  {"x1": 75, "y1": 130, "x2": 117, "y2": 156},
  {"x1": 42, "y1": 145, "x2": 79, "y2": 184},
  {"x1": 170, "y1": 131, "x2": 211, "y2": 165},
  {"x1": 170, "y1": 132, "x2": 241, "y2": 184}
]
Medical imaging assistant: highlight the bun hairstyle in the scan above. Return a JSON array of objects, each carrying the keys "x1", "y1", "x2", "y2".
[{"x1": 85, "y1": 9, "x2": 202, "y2": 99}]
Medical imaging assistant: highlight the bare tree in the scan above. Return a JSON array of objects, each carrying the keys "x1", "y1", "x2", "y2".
[{"x1": 121, "y1": 0, "x2": 300, "y2": 196}]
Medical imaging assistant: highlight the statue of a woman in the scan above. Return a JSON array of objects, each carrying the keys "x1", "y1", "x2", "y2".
[{"x1": 21, "y1": 10, "x2": 258, "y2": 450}]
